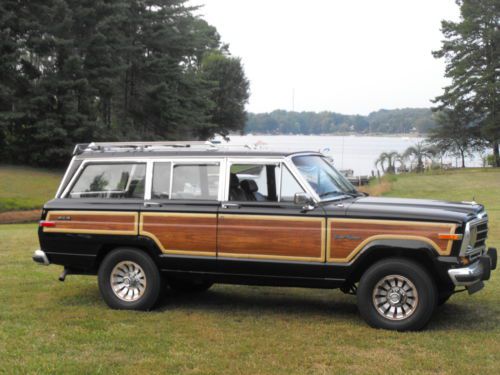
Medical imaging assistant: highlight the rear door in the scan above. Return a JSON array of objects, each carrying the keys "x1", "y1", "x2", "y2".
[
  {"x1": 217, "y1": 159, "x2": 327, "y2": 279},
  {"x1": 139, "y1": 159, "x2": 223, "y2": 272}
]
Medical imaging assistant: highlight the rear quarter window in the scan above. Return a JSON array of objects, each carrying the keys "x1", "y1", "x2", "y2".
[{"x1": 68, "y1": 163, "x2": 146, "y2": 199}]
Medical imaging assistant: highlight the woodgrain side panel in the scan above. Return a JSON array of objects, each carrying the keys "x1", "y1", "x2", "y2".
[
  {"x1": 44, "y1": 211, "x2": 138, "y2": 235},
  {"x1": 218, "y1": 214, "x2": 325, "y2": 261},
  {"x1": 140, "y1": 213, "x2": 217, "y2": 256},
  {"x1": 327, "y1": 218, "x2": 457, "y2": 262}
]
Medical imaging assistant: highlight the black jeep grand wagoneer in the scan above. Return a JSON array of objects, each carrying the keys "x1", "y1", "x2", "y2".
[{"x1": 33, "y1": 141, "x2": 497, "y2": 331}]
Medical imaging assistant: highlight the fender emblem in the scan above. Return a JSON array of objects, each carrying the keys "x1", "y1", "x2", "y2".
[
  {"x1": 334, "y1": 234, "x2": 361, "y2": 240},
  {"x1": 57, "y1": 216, "x2": 72, "y2": 221}
]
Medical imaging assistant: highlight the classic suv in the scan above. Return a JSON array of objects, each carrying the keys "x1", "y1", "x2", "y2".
[{"x1": 33, "y1": 141, "x2": 497, "y2": 331}]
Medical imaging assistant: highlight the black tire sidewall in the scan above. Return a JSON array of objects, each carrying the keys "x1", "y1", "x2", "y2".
[
  {"x1": 357, "y1": 258, "x2": 437, "y2": 331},
  {"x1": 98, "y1": 248, "x2": 161, "y2": 310}
]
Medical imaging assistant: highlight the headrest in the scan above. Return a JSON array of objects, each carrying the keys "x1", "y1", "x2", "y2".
[
  {"x1": 240, "y1": 179, "x2": 258, "y2": 193},
  {"x1": 230, "y1": 174, "x2": 240, "y2": 187}
]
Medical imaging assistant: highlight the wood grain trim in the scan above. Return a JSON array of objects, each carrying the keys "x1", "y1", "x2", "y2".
[
  {"x1": 218, "y1": 214, "x2": 326, "y2": 262},
  {"x1": 43, "y1": 210, "x2": 138, "y2": 235},
  {"x1": 139, "y1": 212, "x2": 217, "y2": 257},
  {"x1": 326, "y1": 218, "x2": 457, "y2": 263}
]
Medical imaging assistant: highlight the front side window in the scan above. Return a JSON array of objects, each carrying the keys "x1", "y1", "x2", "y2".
[
  {"x1": 229, "y1": 164, "x2": 278, "y2": 202},
  {"x1": 68, "y1": 163, "x2": 146, "y2": 199},
  {"x1": 280, "y1": 165, "x2": 306, "y2": 202},
  {"x1": 292, "y1": 155, "x2": 356, "y2": 200},
  {"x1": 171, "y1": 164, "x2": 219, "y2": 200}
]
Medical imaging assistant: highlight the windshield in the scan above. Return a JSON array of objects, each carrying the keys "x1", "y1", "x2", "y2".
[{"x1": 292, "y1": 155, "x2": 357, "y2": 200}]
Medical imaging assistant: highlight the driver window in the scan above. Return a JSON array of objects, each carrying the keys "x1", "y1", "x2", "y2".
[{"x1": 229, "y1": 164, "x2": 278, "y2": 202}]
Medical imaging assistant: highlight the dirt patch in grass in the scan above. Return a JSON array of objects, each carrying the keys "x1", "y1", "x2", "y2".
[{"x1": 0, "y1": 210, "x2": 40, "y2": 224}]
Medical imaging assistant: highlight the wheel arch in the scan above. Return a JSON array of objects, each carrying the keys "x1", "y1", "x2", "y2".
[
  {"x1": 94, "y1": 237, "x2": 163, "y2": 272},
  {"x1": 345, "y1": 239, "x2": 446, "y2": 286}
]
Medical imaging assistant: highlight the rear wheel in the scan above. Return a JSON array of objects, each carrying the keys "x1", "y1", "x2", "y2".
[
  {"x1": 357, "y1": 258, "x2": 437, "y2": 331},
  {"x1": 167, "y1": 277, "x2": 213, "y2": 293},
  {"x1": 98, "y1": 248, "x2": 162, "y2": 310}
]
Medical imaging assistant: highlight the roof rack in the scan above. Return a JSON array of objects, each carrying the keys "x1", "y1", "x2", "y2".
[{"x1": 73, "y1": 141, "x2": 256, "y2": 155}]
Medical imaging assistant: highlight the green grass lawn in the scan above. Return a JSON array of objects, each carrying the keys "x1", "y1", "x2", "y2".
[
  {"x1": 0, "y1": 168, "x2": 499, "y2": 374},
  {"x1": 0, "y1": 165, "x2": 62, "y2": 212}
]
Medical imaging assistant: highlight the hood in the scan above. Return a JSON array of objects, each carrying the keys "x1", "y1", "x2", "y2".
[{"x1": 325, "y1": 196, "x2": 484, "y2": 223}]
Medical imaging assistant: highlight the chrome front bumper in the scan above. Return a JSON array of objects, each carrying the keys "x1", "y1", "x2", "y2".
[
  {"x1": 32, "y1": 250, "x2": 50, "y2": 265},
  {"x1": 448, "y1": 247, "x2": 497, "y2": 287}
]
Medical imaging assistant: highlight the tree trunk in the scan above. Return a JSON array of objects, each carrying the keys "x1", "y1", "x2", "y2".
[
  {"x1": 460, "y1": 150, "x2": 465, "y2": 168},
  {"x1": 494, "y1": 141, "x2": 500, "y2": 167}
]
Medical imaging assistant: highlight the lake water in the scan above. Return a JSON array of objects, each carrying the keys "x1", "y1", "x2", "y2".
[{"x1": 227, "y1": 135, "x2": 484, "y2": 176}]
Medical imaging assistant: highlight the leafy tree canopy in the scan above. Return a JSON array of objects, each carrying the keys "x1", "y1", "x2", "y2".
[{"x1": 0, "y1": 0, "x2": 249, "y2": 166}]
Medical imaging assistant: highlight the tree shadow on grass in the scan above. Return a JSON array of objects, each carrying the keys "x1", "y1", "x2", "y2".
[
  {"x1": 58, "y1": 283, "x2": 498, "y2": 331},
  {"x1": 156, "y1": 285, "x2": 360, "y2": 321}
]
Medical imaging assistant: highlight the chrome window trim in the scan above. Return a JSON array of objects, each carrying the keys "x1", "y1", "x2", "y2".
[
  {"x1": 62, "y1": 160, "x2": 148, "y2": 199},
  {"x1": 283, "y1": 155, "x2": 321, "y2": 203},
  {"x1": 63, "y1": 154, "x2": 322, "y2": 202},
  {"x1": 170, "y1": 161, "x2": 223, "y2": 201},
  {"x1": 224, "y1": 157, "x2": 287, "y2": 202},
  {"x1": 62, "y1": 157, "x2": 223, "y2": 200},
  {"x1": 55, "y1": 156, "x2": 76, "y2": 198}
]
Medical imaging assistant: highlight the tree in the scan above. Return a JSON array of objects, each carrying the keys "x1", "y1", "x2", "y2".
[
  {"x1": 198, "y1": 51, "x2": 250, "y2": 139},
  {"x1": 433, "y1": 0, "x2": 500, "y2": 166},
  {"x1": 430, "y1": 108, "x2": 482, "y2": 167},
  {"x1": 0, "y1": 0, "x2": 248, "y2": 166},
  {"x1": 374, "y1": 151, "x2": 399, "y2": 174},
  {"x1": 404, "y1": 142, "x2": 436, "y2": 172}
]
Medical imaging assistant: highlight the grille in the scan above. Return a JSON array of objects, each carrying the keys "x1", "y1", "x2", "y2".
[
  {"x1": 464, "y1": 216, "x2": 488, "y2": 260},
  {"x1": 474, "y1": 222, "x2": 488, "y2": 248}
]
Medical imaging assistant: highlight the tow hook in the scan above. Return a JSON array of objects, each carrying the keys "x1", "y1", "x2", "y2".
[{"x1": 59, "y1": 268, "x2": 69, "y2": 282}]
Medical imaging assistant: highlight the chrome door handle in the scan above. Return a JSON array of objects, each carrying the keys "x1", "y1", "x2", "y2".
[
  {"x1": 144, "y1": 201, "x2": 162, "y2": 207},
  {"x1": 221, "y1": 203, "x2": 240, "y2": 209}
]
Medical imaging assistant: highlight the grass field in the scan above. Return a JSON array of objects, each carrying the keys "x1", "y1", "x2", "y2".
[
  {"x1": 0, "y1": 168, "x2": 499, "y2": 374},
  {"x1": 0, "y1": 166, "x2": 61, "y2": 212}
]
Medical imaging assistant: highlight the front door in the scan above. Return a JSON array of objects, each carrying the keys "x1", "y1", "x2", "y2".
[{"x1": 217, "y1": 160, "x2": 326, "y2": 279}]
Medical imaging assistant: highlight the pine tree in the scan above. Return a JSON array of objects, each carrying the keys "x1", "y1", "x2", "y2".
[
  {"x1": 199, "y1": 51, "x2": 250, "y2": 139},
  {"x1": 433, "y1": 0, "x2": 500, "y2": 166}
]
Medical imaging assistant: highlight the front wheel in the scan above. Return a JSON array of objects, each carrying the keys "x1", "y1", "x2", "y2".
[
  {"x1": 98, "y1": 248, "x2": 162, "y2": 310},
  {"x1": 357, "y1": 258, "x2": 437, "y2": 331}
]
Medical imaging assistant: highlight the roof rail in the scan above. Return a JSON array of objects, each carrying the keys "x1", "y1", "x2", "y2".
[{"x1": 73, "y1": 141, "x2": 256, "y2": 155}]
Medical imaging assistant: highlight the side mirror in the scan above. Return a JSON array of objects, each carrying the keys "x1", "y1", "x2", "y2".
[
  {"x1": 294, "y1": 192, "x2": 315, "y2": 211},
  {"x1": 293, "y1": 192, "x2": 309, "y2": 205}
]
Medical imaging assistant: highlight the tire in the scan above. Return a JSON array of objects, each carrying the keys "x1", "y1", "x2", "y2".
[
  {"x1": 437, "y1": 287, "x2": 454, "y2": 306},
  {"x1": 357, "y1": 258, "x2": 437, "y2": 331},
  {"x1": 167, "y1": 277, "x2": 213, "y2": 293},
  {"x1": 98, "y1": 248, "x2": 162, "y2": 310}
]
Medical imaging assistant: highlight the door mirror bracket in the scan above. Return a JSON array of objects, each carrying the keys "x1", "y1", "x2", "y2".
[{"x1": 294, "y1": 192, "x2": 315, "y2": 211}]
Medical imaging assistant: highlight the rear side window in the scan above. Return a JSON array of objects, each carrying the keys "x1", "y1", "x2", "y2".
[
  {"x1": 152, "y1": 162, "x2": 172, "y2": 199},
  {"x1": 171, "y1": 164, "x2": 219, "y2": 200},
  {"x1": 68, "y1": 163, "x2": 146, "y2": 199}
]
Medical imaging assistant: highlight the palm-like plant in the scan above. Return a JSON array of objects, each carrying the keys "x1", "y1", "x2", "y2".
[
  {"x1": 404, "y1": 142, "x2": 436, "y2": 172},
  {"x1": 374, "y1": 151, "x2": 399, "y2": 174}
]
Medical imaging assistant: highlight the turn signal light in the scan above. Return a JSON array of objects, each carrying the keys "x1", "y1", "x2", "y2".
[
  {"x1": 438, "y1": 233, "x2": 463, "y2": 240},
  {"x1": 39, "y1": 220, "x2": 56, "y2": 228}
]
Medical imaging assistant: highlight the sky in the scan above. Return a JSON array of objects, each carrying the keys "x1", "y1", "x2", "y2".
[{"x1": 190, "y1": 0, "x2": 461, "y2": 115}]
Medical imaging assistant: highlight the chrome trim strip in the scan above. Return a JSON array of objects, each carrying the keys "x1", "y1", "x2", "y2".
[
  {"x1": 448, "y1": 261, "x2": 484, "y2": 286},
  {"x1": 32, "y1": 250, "x2": 50, "y2": 265},
  {"x1": 459, "y1": 214, "x2": 488, "y2": 257},
  {"x1": 55, "y1": 156, "x2": 76, "y2": 198}
]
